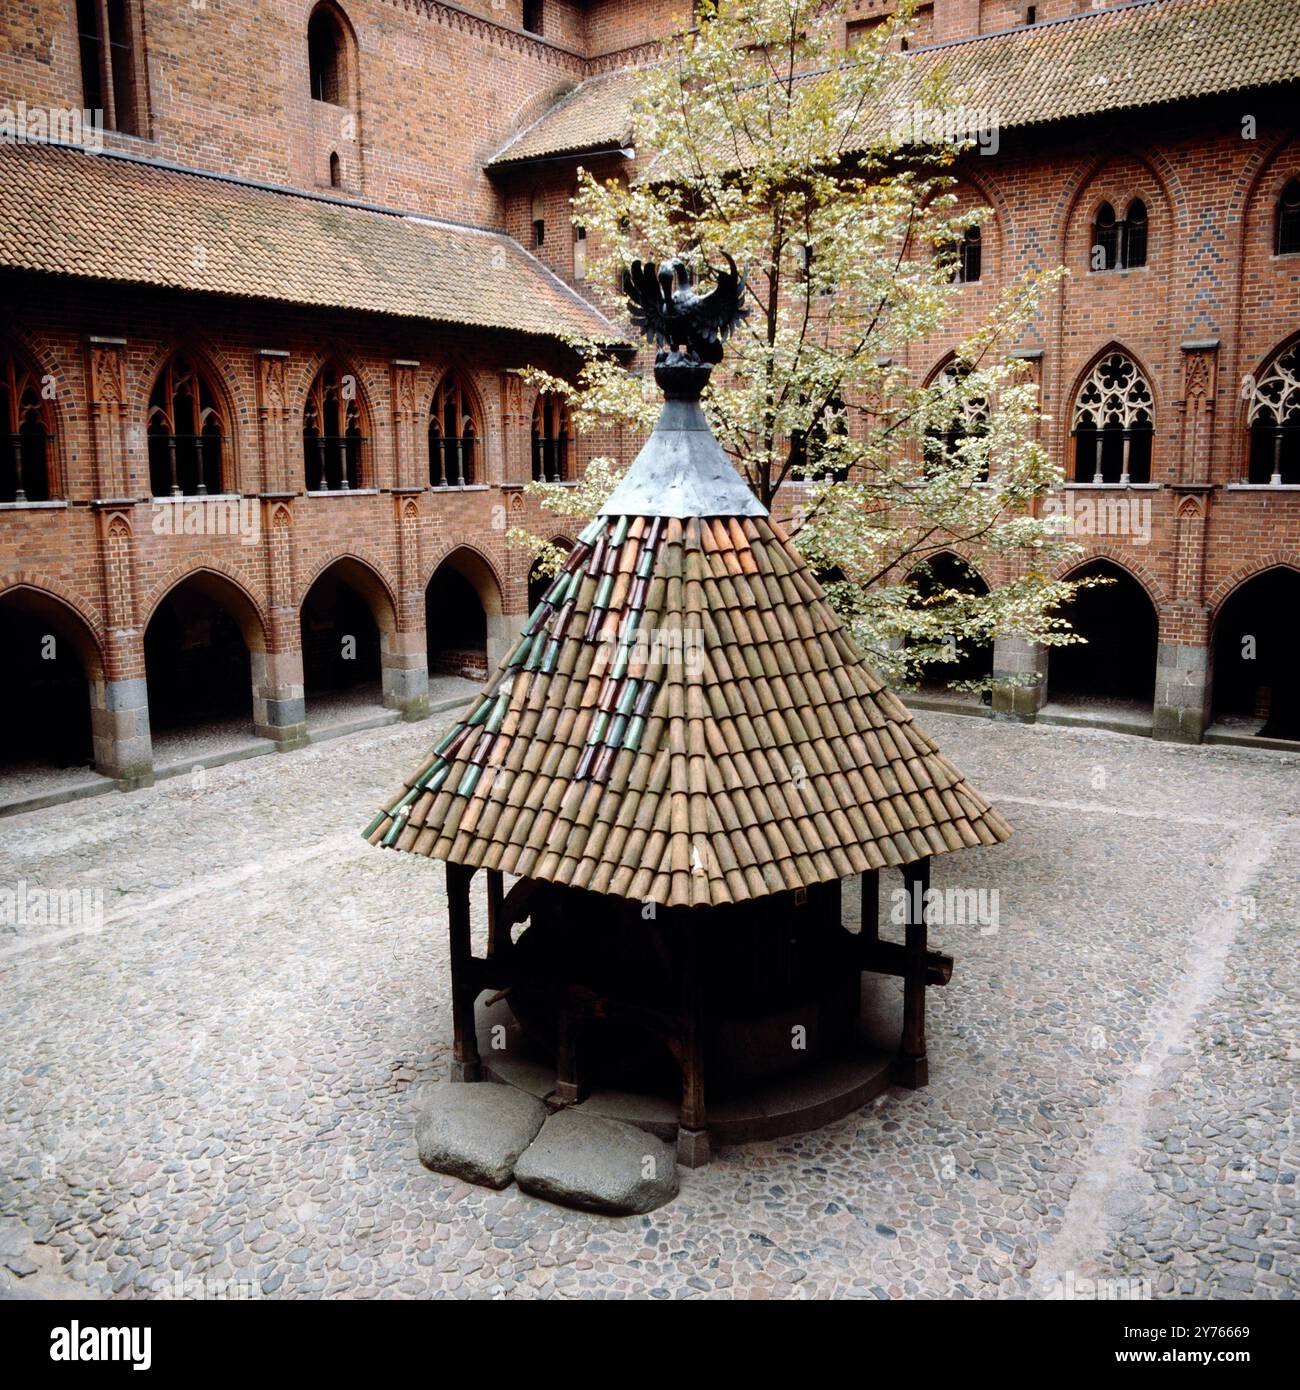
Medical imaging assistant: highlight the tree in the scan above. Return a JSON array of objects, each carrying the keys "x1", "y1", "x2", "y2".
[{"x1": 511, "y1": 0, "x2": 1089, "y2": 690}]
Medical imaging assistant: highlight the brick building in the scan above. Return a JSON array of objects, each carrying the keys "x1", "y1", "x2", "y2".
[{"x1": 1, "y1": 0, "x2": 1298, "y2": 806}]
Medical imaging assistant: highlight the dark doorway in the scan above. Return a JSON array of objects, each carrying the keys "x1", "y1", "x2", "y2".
[
  {"x1": 301, "y1": 568, "x2": 382, "y2": 700},
  {"x1": 144, "y1": 582, "x2": 253, "y2": 735},
  {"x1": 1050, "y1": 560, "x2": 1158, "y2": 711},
  {"x1": 1212, "y1": 568, "x2": 1300, "y2": 740},
  {"x1": 426, "y1": 563, "x2": 487, "y2": 680},
  {"x1": 0, "y1": 599, "x2": 94, "y2": 772}
]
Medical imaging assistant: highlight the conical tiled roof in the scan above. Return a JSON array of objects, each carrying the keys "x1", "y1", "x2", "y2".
[{"x1": 364, "y1": 406, "x2": 1010, "y2": 906}]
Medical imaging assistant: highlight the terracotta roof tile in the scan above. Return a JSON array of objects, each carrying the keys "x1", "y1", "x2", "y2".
[
  {"x1": 490, "y1": 0, "x2": 1299, "y2": 168},
  {"x1": 366, "y1": 506, "x2": 1011, "y2": 907},
  {"x1": 0, "y1": 143, "x2": 612, "y2": 342}
]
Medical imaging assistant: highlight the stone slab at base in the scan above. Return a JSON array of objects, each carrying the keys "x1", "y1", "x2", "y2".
[
  {"x1": 415, "y1": 1081, "x2": 547, "y2": 1188},
  {"x1": 513, "y1": 1109, "x2": 679, "y2": 1216}
]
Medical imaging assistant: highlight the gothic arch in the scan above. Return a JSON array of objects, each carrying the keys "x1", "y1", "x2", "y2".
[
  {"x1": 1060, "y1": 341, "x2": 1160, "y2": 476},
  {"x1": 1056, "y1": 147, "x2": 1182, "y2": 267},
  {"x1": 1208, "y1": 556, "x2": 1300, "y2": 618},
  {"x1": 1055, "y1": 547, "x2": 1170, "y2": 615},
  {"x1": 142, "y1": 561, "x2": 270, "y2": 654},
  {"x1": 137, "y1": 342, "x2": 243, "y2": 495},
  {"x1": 1, "y1": 334, "x2": 64, "y2": 500},
  {"x1": 299, "y1": 550, "x2": 399, "y2": 633},
  {"x1": 424, "y1": 542, "x2": 505, "y2": 617},
  {"x1": 0, "y1": 577, "x2": 107, "y2": 681}
]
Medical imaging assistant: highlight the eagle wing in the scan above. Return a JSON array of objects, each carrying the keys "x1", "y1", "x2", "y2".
[
  {"x1": 622, "y1": 259, "x2": 676, "y2": 348},
  {"x1": 690, "y1": 253, "x2": 749, "y2": 342}
]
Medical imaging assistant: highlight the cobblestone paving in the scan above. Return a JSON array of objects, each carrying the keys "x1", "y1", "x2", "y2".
[{"x1": 0, "y1": 714, "x2": 1295, "y2": 1300}]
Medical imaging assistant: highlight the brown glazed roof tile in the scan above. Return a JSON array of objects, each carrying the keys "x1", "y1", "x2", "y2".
[
  {"x1": 0, "y1": 142, "x2": 612, "y2": 343},
  {"x1": 365, "y1": 508, "x2": 1011, "y2": 908},
  {"x1": 489, "y1": 0, "x2": 1299, "y2": 169}
]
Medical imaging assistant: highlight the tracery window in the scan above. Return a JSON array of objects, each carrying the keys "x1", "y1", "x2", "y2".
[
  {"x1": 1246, "y1": 344, "x2": 1300, "y2": 485},
  {"x1": 303, "y1": 364, "x2": 365, "y2": 491},
  {"x1": 1, "y1": 352, "x2": 53, "y2": 503},
  {"x1": 1071, "y1": 352, "x2": 1154, "y2": 484},
  {"x1": 148, "y1": 355, "x2": 226, "y2": 498},
  {"x1": 790, "y1": 395, "x2": 850, "y2": 483},
  {"x1": 531, "y1": 393, "x2": 570, "y2": 482},
  {"x1": 924, "y1": 362, "x2": 989, "y2": 481},
  {"x1": 76, "y1": 0, "x2": 145, "y2": 135},
  {"x1": 429, "y1": 375, "x2": 479, "y2": 487}
]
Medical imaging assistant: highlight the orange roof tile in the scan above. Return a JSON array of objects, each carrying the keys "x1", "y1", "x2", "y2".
[{"x1": 0, "y1": 142, "x2": 612, "y2": 342}]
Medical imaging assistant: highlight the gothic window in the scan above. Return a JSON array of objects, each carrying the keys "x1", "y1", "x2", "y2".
[
  {"x1": 76, "y1": 0, "x2": 145, "y2": 135},
  {"x1": 303, "y1": 364, "x2": 365, "y2": 491},
  {"x1": 522, "y1": 1, "x2": 543, "y2": 35},
  {"x1": 1071, "y1": 352, "x2": 1154, "y2": 484},
  {"x1": 531, "y1": 393, "x2": 570, "y2": 482},
  {"x1": 1, "y1": 352, "x2": 53, "y2": 503},
  {"x1": 308, "y1": 4, "x2": 348, "y2": 105},
  {"x1": 1246, "y1": 344, "x2": 1300, "y2": 485},
  {"x1": 1277, "y1": 179, "x2": 1300, "y2": 256},
  {"x1": 531, "y1": 191, "x2": 545, "y2": 249},
  {"x1": 1092, "y1": 199, "x2": 1149, "y2": 272},
  {"x1": 429, "y1": 375, "x2": 479, "y2": 487},
  {"x1": 147, "y1": 355, "x2": 226, "y2": 498},
  {"x1": 1092, "y1": 202, "x2": 1119, "y2": 271},
  {"x1": 1123, "y1": 198, "x2": 1148, "y2": 268},
  {"x1": 925, "y1": 362, "x2": 989, "y2": 481},
  {"x1": 956, "y1": 225, "x2": 981, "y2": 284},
  {"x1": 790, "y1": 396, "x2": 849, "y2": 483}
]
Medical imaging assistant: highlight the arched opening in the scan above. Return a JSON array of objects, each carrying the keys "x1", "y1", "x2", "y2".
[
  {"x1": 1, "y1": 347, "x2": 54, "y2": 503},
  {"x1": 328, "y1": 151, "x2": 341, "y2": 188},
  {"x1": 531, "y1": 392, "x2": 570, "y2": 482},
  {"x1": 1048, "y1": 560, "x2": 1158, "y2": 722},
  {"x1": 0, "y1": 589, "x2": 99, "y2": 789},
  {"x1": 147, "y1": 353, "x2": 227, "y2": 498},
  {"x1": 144, "y1": 574, "x2": 264, "y2": 758},
  {"x1": 907, "y1": 553, "x2": 993, "y2": 705},
  {"x1": 1211, "y1": 568, "x2": 1300, "y2": 741},
  {"x1": 303, "y1": 362, "x2": 367, "y2": 491},
  {"x1": 1092, "y1": 201, "x2": 1118, "y2": 271},
  {"x1": 1245, "y1": 342, "x2": 1300, "y2": 485},
  {"x1": 300, "y1": 560, "x2": 387, "y2": 722},
  {"x1": 307, "y1": 4, "x2": 348, "y2": 105},
  {"x1": 951, "y1": 224, "x2": 981, "y2": 284},
  {"x1": 1070, "y1": 351, "x2": 1154, "y2": 484},
  {"x1": 426, "y1": 549, "x2": 500, "y2": 681},
  {"x1": 1124, "y1": 198, "x2": 1148, "y2": 268},
  {"x1": 527, "y1": 539, "x2": 572, "y2": 613},
  {"x1": 429, "y1": 374, "x2": 480, "y2": 487}
]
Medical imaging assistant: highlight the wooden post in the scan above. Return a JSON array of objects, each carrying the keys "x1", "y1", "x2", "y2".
[
  {"x1": 554, "y1": 994, "x2": 583, "y2": 1105},
  {"x1": 860, "y1": 868, "x2": 879, "y2": 945},
  {"x1": 677, "y1": 926, "x2": 710, "y2": 1167},
  {"x1": 485, "y1": 868, "x2": 505, "y2": 957},
  {"x1": 893, "y1": 856, "x2": 930, "y2": 1089},
  {"x1": 446, "y1": 861, "x2": 481, "y2": 1082}
]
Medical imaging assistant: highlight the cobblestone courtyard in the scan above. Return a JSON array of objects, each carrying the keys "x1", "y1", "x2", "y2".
[{"x1": 0, "y1": 713, "x2": 1296, "y2": 1300}]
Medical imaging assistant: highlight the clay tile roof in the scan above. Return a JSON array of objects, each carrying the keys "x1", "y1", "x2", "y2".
[
  {"x1": 488, "y1": 67, "x2": 638, "y2": 168},
  {"x1": 365, "y1": 420, "x2": 1010, "y2": 907},
  {"x1": 0, "y1": 142, "x2": 612, "y2": 342},
  {"x1": 490, "y1": 0, "x2": 1300, "y2": 168}
]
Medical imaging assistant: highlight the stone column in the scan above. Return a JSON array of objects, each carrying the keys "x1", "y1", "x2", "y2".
[
  {"x1": 93, "y1": 507, "x2": 153, "y2": 786},
  {"x1": 1154, "y1": 485, "x2": 1216, "y2": 744},
  {"x1": 259, "y1": 500, "x2": 308, "y2": 749},
  {"x1": 990, "y1": 634, "x2": 1049, "y2": 721},
  {"x1": 386, "y1": 494, "x2": 430, "y2": 719}
]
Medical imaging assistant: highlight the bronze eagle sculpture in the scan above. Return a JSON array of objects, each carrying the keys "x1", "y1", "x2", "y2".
[{"x1": 622, "y1": 254, "x2": 748, "y2": 366}]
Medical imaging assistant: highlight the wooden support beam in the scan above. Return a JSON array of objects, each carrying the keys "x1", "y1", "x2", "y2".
[
  {"x1": 860, "y1": 868, "x2": 879, "y2": 946},
  {"x1": 554, "y1": 993, "x2": 584, "y2": 1105},
  {"x1": 446, "y1": 860, "x2": 481, "y2": 1082},
  {"x1": 893, "y1": 856, "x2": 930, "y2": 1089},
  {"x1": 677, "y1": 928, "x2": 710, "y2": 1167},
  {"x1": 861, "y1": 940, "x2": 952, "y2": 987},
  {"x1": 485, "y1": 868, "x2": 505, "y2": 957}
]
